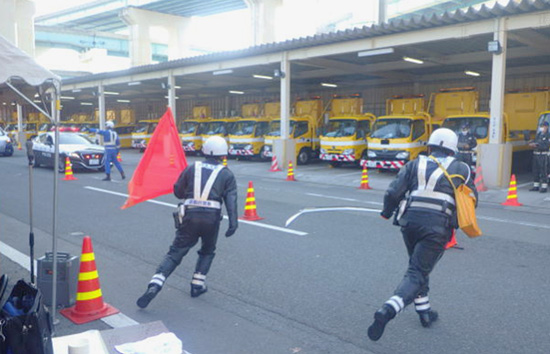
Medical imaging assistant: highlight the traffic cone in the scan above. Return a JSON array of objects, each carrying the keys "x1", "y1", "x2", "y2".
[
  {"x1": 62, "y1": 157, "x2": 77, "y2": 181},
  {"x1": 474, "y1": 166, "x2": 488, "y2": 192},
  {"x1": 223, "y1": 156, "x2": 227, "y2": 167},
  {"x1": 445, "y1": 230, "x2": 457, "y2": 249},
  {"x1": 116, "y1": 152, "x2": 122, "y2": 162},
  {"x1": 239, "y1": 181, "x2": 264, "y2": 221},
  {"x1": 286, "y1": 161, "x2": 296, "y2": 181},
  {"x1": 60, "y1": 236, "x2": 119, "y2": 324},
  {"x1": 17, "y1": 140, "x2": 22, "y2": 150},
  {"x1": 501, "y1": 174, "x2": 523, "y2": 206},
  {"x1": 358, "y1": 166, "x2": 372, "y2": 190},
  {"x1": 269, "y1": 155, "x2": 282, "y2": 172}
]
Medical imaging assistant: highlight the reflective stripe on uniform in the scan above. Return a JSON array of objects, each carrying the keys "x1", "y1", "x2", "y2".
[
  {"x1": 188, "y1": 161, "x2": 224, "y2": 209},
  {"x1": 408, "y1": 201, "x2": 452, "y2": 215}
]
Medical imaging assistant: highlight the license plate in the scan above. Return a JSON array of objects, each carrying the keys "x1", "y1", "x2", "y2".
[{"x1": 89, "y1": 159, "x2": 99, "y2": 165}]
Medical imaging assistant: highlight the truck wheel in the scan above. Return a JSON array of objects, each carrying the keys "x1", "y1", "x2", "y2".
[
  {"x1": 297, "y1": 148, "x2": 310, "y2": 165},
  {"x1": 259, "y1": 146, "x2": 270, "y2": 161},
  {"x1": 139, "y1": 148, "x2": 145, "y2": 153}
]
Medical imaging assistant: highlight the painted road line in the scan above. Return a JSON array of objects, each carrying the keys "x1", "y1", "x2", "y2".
[
  {"x1": 85, "y1": 186, "x2": 308, "y2": 236},
  {"x1": 306, "y1": 192, "x2": 383, "y2": 205},
  {"x1": 0, "y1": 241, "x2": 139, "y2": 329},
  {"x1": 477, "y1": 215, "x2": 550, "y2": 230}
]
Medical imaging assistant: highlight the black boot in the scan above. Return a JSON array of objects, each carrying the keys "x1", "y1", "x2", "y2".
[
  {"x1": 102, "y1": 173, "x2": 111, "y2": 181},
  {"x1": 121, "y1": 171, "x2": 126, "y2": 180},
  {"x1": 368, "y1": 304, "x2": 396, "y2": 341},
  {"x1": 190, "y1": 272, "x2": 208, "y2": 298},
  {"x1": 418, "y1": 310, "x2": 439, "y2": 328},
  {"x1": 137, "y1": 284, "x2": 161, "y2": 308}
]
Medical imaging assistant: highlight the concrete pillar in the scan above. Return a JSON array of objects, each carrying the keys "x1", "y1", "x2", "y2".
[
  {"x1": 274, "y1": 52, "x2": 295, "y2": 169},
  {"x1": 98, "y1": 84, "x2": 105, "y2": 145},
  {"x1": 378, "y1": 0, "x2": 387, "y2": 24},
  {"x1": 245, "y1": 0, "x2": 282, "y2": 45},
  {"x1": 120, "y1": 7, "x2": 191, "y2": 66},
  {"x1": 15, "y1": 0, "x2": 35, "y2": 56},
  {"x1": 0, "y1": 0, "x2": 17, "y2": 45},
  {"x1": 482, "y1": 17, "x2": 512, "y2": 188},
  {"x1": 167, "y1": 73, "x2": 177, "y2": 121}
]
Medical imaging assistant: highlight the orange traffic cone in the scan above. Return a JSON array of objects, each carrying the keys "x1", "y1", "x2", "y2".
[
  {"x1": 62, "y1": 157, "x2": 77, "y2": 181},
  {"x1": 223, "y1": 156, "x2": 227, "y2": 167},
  {"x1": 60, "y1": 236, "x2": 119, "y2": 324},
  {"x1": 239, "y1": 181, "x2": 264, "y2": 221},
  {"x1": 269, "y1": 155, "x2": 282, "y2": 172},
  {"x1": 17, "y1": 140, "x2": 22, "y2": 150},
  {"x1": 501, "y1": 174, "x2": 523, "y2": 206},
  {"x1": 474, "y1": 166, "x2": 488, "y2": 192},
  {"x1": 116, "y1": 152, "x2": 122, "y2": 162},
  {"x1": 358, "y1": 166, "x2": 372, "y2": 190},
  {"x1": 445, "y1": 230, "x2": 457, "y2": 249},
  {"x1": 286, "y1": 161, "x2": 296, "y2": 181}
]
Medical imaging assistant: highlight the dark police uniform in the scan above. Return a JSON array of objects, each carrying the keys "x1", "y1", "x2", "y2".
[
  {"x1": 457, "y1": 131, "x2": 477, "y2": 169},
  {"x1": 368, "y1": 149, "x2": 477, "y2": 341},
  {"x1": 530, "y1": 130, "x2": 550, "y2": 192},
  {"x1": 138, "y1": 157, "x2": 238, "y2": 307}
]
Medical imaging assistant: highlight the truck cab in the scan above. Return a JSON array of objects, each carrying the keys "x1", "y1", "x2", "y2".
[
  {"x1": 319, "y1": 96, "x2": 375, "y2": 166},
  {"x1": 365, "y1": 113, "x2": 432, "y2": 170},
  {"x1": 228, "y1": 117, "x2": 271, "y2": 159},
  {"x1": 131, "y1": 119, "x2": 159, "y2": 152},
  {"x1": 201, "y1": 117, "x2": 239, "y2": 145},
  {"x1": 180, "y1": 119, "x2": 211, "y2": 155}
]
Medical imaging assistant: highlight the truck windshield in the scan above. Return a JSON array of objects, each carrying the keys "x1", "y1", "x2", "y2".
[
  {"x1": 230, "y1": 121, "x2": 256, "y2": 136},
  {"x1": 5, "y1": 124, "x2": 17, "y2": 131},
  {"x1": 203, "y1": 122, "x2": 227, "y2": 135},
  {"x1": 39, "y1": 123, "x2": 52, "y2": 131},
  {"x1": 267, "y1": 120, "x2": 295, "y2": 136},
  {"x1": 134, "y1": 122, "x2": 149, "y2": 133},
  {"x1": 371, "y1": 119, "x2": 412, "y2": 139},
  {"x1": 442, "y1": 117, "x2": 489, "y2": 139},
  {"x1": 324, "y1": 120, "x2": 357, "y2": 137},
  {"x1": 538, "y1": 113, "x2": 550, "y2": 127},
  {"x1": 179, "y1": 122, "x2": 197, "y2": 135}
]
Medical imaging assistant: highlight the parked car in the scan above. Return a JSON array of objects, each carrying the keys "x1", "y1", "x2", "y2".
[
  {"x1": 32, "y1": 132, "x2": 105, "y2": 172},
  {"x1": 0, "y1": 128, "x2": 14, "y2": 156}
]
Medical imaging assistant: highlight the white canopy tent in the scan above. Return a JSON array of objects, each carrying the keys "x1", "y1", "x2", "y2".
[{"x1": 0, "y1": 35, "x2": 63, "y2": 325}]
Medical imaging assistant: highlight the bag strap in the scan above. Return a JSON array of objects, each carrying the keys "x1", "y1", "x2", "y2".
[{"x1": 428, "y1": 155, "x2": 465, "y2": 193}]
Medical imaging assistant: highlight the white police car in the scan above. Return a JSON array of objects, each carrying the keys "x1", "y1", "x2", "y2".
[
  {"x1": 32, "y1": 132, "x2": 105, "y2": 172},
  {"x1": 0, "y1": 128, "x2": 14, "y2": 156}
]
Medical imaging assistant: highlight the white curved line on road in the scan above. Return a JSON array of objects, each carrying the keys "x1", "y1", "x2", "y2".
[{"x1": 84, "y1": 186, "x2": 308, "y2": 236}]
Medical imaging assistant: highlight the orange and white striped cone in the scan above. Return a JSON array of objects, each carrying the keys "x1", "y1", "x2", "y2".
[
  {"x1": 116, "y1": 152, "x2": 122, "y2": 162},
  {"x1": 62, "y1": 157, "x2": 77, "y2": 181},
  {"x1": 501, "y1": 174, "x2": 523, "y2": 207},
  {"x1": 223, "y1": 156, "x2": 227, "y2": 167},
  {"x1": 17, "y1": 140, "x2": 22, "y2": 150},
  {"x1": 239, "y1": 181, "x2": 264, "y2": 221},
  {"x1": 445, "y1": 230, "x2": 458, "y2": 249},
  {"x1": 358, "y1": 166, "x2": 372, "y2": 190},
  {"x1": 269, "y1": 155, "x2": 282, "y2": 172},
  {"x1": 60, "y1": 236, "x2": 119, "y2": 324},
  {"x1": 286, "y1": 161, "x2": 296, "y2": 181},
  {"x1": 474, "y1": 166, "x2": 488, "y2": 192}
]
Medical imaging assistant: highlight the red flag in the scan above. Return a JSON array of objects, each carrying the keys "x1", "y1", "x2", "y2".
[{"x1": 122, "y1": 108, "x2": 187, "y2": 209}]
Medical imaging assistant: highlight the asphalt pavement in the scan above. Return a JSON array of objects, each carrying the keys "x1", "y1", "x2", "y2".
[{"x1": 1, "y1": 149, "x2": 550, "y2": 354}]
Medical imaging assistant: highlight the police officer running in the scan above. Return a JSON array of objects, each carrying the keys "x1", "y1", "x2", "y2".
[
  {"x1": 367, "y1": 128, "x2": 477, "y2": 341},
  {"x1": 456, "y1": 123, "x2": 477, "y2": 169},
  {"x1": 529, "y1": 121, "x2": 550, "y2": 193},
  {"x1": 137, "y1": 136, "x2": 238, "y2": 308},
  {"x1": 90, "y1": 120, "x2": 125, "y2": 181}
]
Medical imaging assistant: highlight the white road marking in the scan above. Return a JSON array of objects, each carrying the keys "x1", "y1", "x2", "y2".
[
  {"x1": 477, "y1": 215, "x2": 550, "y2": 230},
  {"x1": 516, "y1": 182, "x2": 531, "y2": 188},
  {"x1": 0, "y1": 241, "x2": 139, "y2": 329},
  {"x1": 306, "y1": 192, "x2": 383, "y2": 205},
  {"x1": 84, "y1": 186, "x2": 308, "y2": 236}
]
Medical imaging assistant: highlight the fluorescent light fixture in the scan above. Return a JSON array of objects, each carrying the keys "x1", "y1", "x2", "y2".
[
  {"x1": 104, "y1": 91, "x2": 119, "y2": 95},
  {"x1": 2, "y1": 102, "x2": 6, "y2": 105},
  {"x1": 34, "y1": 93, "x2": 39, "y2": 98},
  {"x1": 213, "y1": 69, "x2": 233, "y2": 75},
  {"x1": 72, "y1": 89, "x2": 82, "y2": 93},
  {"x1": 128, "y1": 81, "x2": 141, "y2": 86},
  {"x1": 33, "y1": 100, "x2": 41, "y2": 103},
  {"x1": 117, "y1": 99, "x2": 131, "y2": 103},
  {"x1": 253, "y1": 74, "x2": 273, "y2": 80},
  {"x1": 175, "y1": 85, "x2": 181, "y2": 89},
  {"x1": 321, "y1": 83, "x2": 338, "y2": 88},
  {"x1": 403, "y1": 56, "x2": 424, "y2": 64},
  {"x1": 80, "y1": 102, "x2": 93, "y2": 106},
  {"x1": 164, "y1": 96, "x2": 179, "y2": 99},
  {"x1": 358, "y1": 48, "x2": 394, "y2": 57},
  {"x1": 60, "y1": 96, "x2": 75, "y2": 100},
  {"x1": 464, "y1": 70, "x2": 481, "y2": 77},
  {"x1": 229, "y1": 90, "x2": 244, "y2": 95}
]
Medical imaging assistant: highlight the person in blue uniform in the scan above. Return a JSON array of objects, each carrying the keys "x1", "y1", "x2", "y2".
[{"x1": 90, "y1": 120, "x2": 125, "y2": 181}]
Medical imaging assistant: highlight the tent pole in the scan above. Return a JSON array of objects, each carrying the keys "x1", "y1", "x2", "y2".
[{"x1": 51, "y1": 91, "x2": 60, "y2": 327}]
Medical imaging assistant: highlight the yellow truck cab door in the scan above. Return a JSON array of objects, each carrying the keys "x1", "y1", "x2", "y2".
[{"x1": 410, "y1": 119, "x2": 429, "y2": 160}]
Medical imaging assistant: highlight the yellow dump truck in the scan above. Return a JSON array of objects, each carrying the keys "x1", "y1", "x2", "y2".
[
  {"x1": 181, "y1": 106, "x2": 212, "y2": 155},
  {"x1": 132, "y1": 119, "x2": 160, "y2": 152},
  {"x1": 201, "y1": 117, "x2": 239, "y2": 145},
  {"x1": 319, "y1": 95, "x2": 376, "y2": 166},
  {"x1": 364, "y1": 96, "x2": 433, "y2": 170},
  {"x1": 263, "y1": 98, "x2": 324, "y2": 164},
  {"x1": 228, "y1": 103, "x2": 275, "y2": 159}
]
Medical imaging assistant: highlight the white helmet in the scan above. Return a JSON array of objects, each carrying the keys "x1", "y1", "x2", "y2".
[
  {"x1": 106, "y1": 121, "x2": 115, "y2": 129},
  {"x1": 428, "y1": 128, "x2": 458, "y2": 153},
  {"x1": 202, "y1": 136, "x2": 228, "y2": 156}
]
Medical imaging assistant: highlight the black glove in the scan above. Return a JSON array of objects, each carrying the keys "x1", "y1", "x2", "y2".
[
  {"x1": 225, "y1": 226, "x2": 237, "y2": 237},
  {"x1": 380, "y1": 210, "x2": 392, "y2": 220}
]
